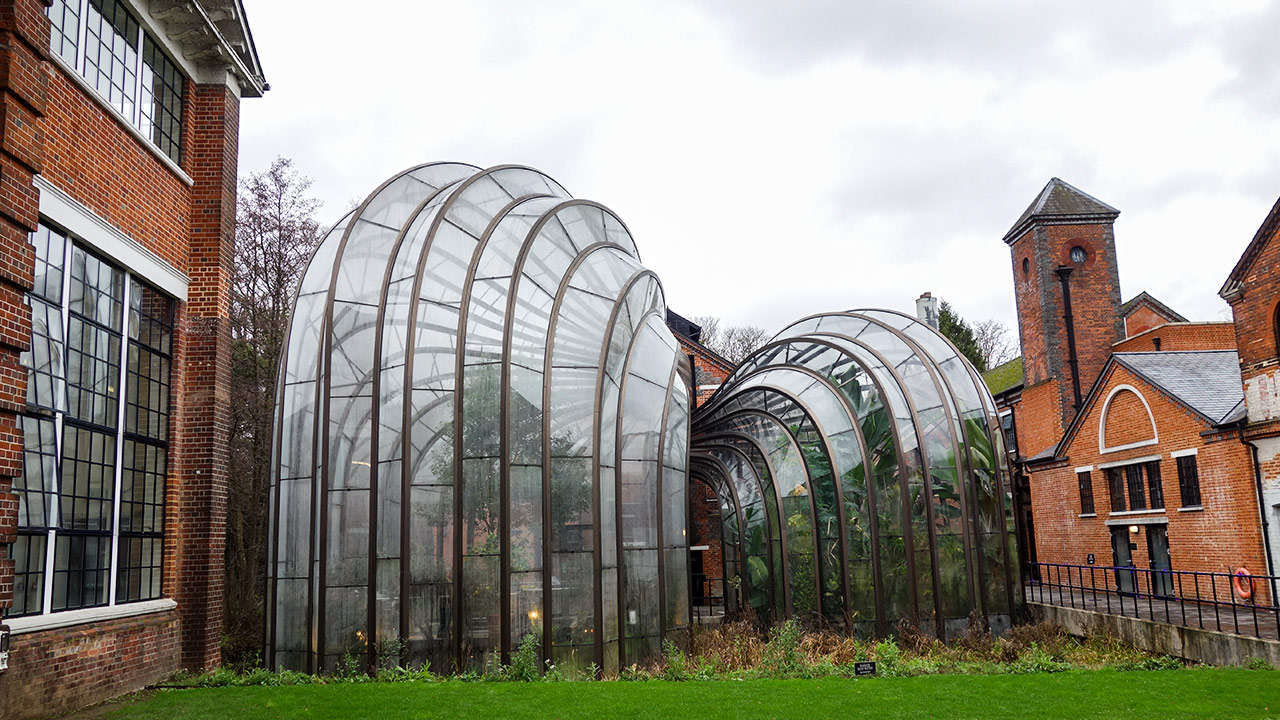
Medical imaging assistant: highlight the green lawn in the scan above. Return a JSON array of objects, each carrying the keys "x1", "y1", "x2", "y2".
[{"x1": 109, "y1": 669, "x2": 1279, "y2": 719}]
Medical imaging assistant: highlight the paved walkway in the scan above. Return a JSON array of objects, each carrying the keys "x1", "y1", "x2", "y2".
[{"x1": 1025, "y1": 583, "x2": 1280, "y2": 641}]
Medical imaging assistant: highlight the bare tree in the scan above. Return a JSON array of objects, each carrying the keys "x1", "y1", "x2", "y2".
[
  {"x1": 224, "y1": 157, "x2": 323, "y2": 663},
  {"x1": 691, "y1": 314, "x2": 770, "y2": 364},
  {"x1": 973, "y1": 317, "x2": 1018, "y2": 371},
  {"x1": 719, "y1": 324, "x2": 772, "y2": 363},
  {"x1": 691, "y1": 314, "x2": 720, "y2": 349}
]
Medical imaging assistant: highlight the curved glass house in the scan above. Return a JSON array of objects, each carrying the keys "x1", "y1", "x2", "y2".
[
  {"x1": 689, "y1": 310, "x2": 1018, "y2": 638},
  {"x1": 266, "y1": 164, "x2": 691, "y2": 674}
]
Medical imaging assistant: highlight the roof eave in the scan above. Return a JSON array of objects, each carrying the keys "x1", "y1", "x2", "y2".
[
  {"x1": 1002, "y1": 211, "x2": 1120, "y2": 245},
  {"x1": 1220, "y1": 193, "x2": 1280, "y2": 299}
]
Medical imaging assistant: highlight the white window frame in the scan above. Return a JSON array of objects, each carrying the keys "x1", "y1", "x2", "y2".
[{"x1": 9, "y1": 193, "x2": 181, "y2": 624}]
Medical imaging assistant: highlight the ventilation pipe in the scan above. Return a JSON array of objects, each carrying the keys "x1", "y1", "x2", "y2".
[{"x1": 1056, "y1": 266, "x2": 1083, "y2": 411}]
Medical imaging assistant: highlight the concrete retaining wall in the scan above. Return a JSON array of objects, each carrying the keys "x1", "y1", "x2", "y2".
[{"x1": 1030, "y1": 602, "x2": 1280, "y2": 667}]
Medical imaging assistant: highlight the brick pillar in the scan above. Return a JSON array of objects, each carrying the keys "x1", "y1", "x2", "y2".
[
  {"x1": 0, "y1": 0, "x2": 48, "y2": 624},
  {"x1": 175, "y1": 80, "x2": 239, "y2": 670}
]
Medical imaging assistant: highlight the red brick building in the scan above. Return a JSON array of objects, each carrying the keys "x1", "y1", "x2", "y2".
[
  {"x1": 664, "y1": 310, "x2": 737, "y2": 612},
  {"x1": 665, "y1": 309, "x2": 734, "y2": 407},
  {"x1": 990, "y1": 178, "x2": 1278, "y2": 601},
  {"x1": 0, "y1": 1, "x2": 264, "y2": 717},
  {"x1": 1220, "y1": 195, "x2": 1280, "y2": 589}
]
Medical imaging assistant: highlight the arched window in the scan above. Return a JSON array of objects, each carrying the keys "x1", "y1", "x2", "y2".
[{"x1": 1274, "y1": 301, "x2": 1280, "y2": 357}]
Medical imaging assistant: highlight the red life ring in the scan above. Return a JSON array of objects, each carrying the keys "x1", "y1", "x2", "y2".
[{"x1": 1233, "y1": 568, "x2": 1254, "y2": 600}]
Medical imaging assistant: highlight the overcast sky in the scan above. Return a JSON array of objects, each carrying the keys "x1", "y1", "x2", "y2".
[{"x1": 237, "y1": 0, "x2": 1280, "y2": 340}]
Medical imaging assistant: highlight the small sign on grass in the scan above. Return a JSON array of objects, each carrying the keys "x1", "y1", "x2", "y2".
[{"x1": 853, "y1": 661, "x2": 876, "y2": 676}]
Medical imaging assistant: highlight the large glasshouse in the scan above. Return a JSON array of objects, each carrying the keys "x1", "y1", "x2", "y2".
[{"x1": 267, "y1": 164, "x2": 1019, "y2": 674}]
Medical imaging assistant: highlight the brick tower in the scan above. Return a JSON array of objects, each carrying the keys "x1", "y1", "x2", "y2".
[{"x1": 1004, "y1": 178, "x2": 1125, "y2": 456}]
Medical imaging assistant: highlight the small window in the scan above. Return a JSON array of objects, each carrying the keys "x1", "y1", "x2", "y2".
[
  {"x1": 1022, "y1": 257, "x2": 1030, "y2": 276},
  {"x1": 1070, "y1": 246, "x2": 1087, "y2": 264},
  {"x1": 1177, "y1": 455, "x2": 1201, "y2": 507},
  {"x1": 1000, "y1": 411, "x2": 1018, "y2": 454},
  {"x1": 1077, "y1": 471, "x2": 1095, "y2": 514},
  {"x1": 1106, "y1": 467, "x2": 1125, "y2": 512}
]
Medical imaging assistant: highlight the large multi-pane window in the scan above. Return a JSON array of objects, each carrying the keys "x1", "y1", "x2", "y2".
[
  {"x1": 10, "y1": 222, "x2": 174, "y2": 618},
  {"x1": 46, "y1": 0, "x2": 186, "y2": 164}
]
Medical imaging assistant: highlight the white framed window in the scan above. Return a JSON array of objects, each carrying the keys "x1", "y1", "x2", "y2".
[
  {"x1": 8, "y1": 221, "x2": 174, "y2": 618},
  {"x1": 46, "y1": 0, "x2": 186, "y2": 164}
]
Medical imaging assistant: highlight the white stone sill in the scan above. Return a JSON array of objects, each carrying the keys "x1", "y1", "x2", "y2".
[
  {"x1": 1176, "y1": 506, "x2": 1205, "y2": 513},
  {"x1": 5, "y1": 598, "x2": 176, "y2": 635}
]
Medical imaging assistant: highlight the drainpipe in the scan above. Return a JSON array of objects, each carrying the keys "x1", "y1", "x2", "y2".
[
  {"x1": 1239, "y1": 426, "x2": 1278, "y2": 606},
  {"x1": 1056, "y1": 266, "x2": 1083, "y2": 412}
]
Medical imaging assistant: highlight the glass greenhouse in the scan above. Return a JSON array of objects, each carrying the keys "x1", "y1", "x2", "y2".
[
  {"x1": 691, "y1": 311, "x2": 1017, "y2": 638},
  {"x1": 266, "y1": 164, "x2": 691, "y2": 674},
  {"x1": 267, "y1": 163, "x2": 1019, "y2": 675}
]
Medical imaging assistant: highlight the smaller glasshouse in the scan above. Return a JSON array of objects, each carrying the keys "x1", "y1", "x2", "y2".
[{"x1": 267, "y1": 163, "x2": 1019, "y2": 675}]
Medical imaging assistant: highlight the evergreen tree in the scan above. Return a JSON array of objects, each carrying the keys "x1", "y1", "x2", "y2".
[{"x1": 938, "y1": 299, "x2": 986, "y2": 372}]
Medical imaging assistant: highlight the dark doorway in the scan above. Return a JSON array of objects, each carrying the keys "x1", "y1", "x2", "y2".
[
  {"x1": 1013, "y1": 472, "x2": 1038, "y2": 580},
  {"x1": 1110, "y1": 526, "x2": 1136, "y2": 594},
  {"x1": 1146, "y1": 525, "x2": 1174, "y2": 597},
  {"x1": 691, "y1": 548, "x2": 706, "y2": 606}
]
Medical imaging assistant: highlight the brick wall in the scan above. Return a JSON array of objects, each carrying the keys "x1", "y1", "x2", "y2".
[
  {"x1": 675, "y1": 333, "x2": 734, "y2": 408},
  {"x1": 1009, "y1": 221, "x2": 1123, "y2": 437},
  {"x1": 0, "y1": 0, "x2": 244, "y2": 713},
  {"x1": 1113, "y1": 323, "x2": 1237, "y2": 354},
  {"x1": 1028, "y1": 363, "x2": 1269, "y2": 604},
  {"x1": 2, "y1": 611, "x2": 180, "y2": 720},
  {"x1": 173, "y1": 81, "x2": 238, "y2": 671},
  {"x1": 689, "y1": 480, "x2": 725, "y2": 584},
  {"x1": 0, "y1": 0, "x2": 47, "y2": 628},
  {"x1": 1124, "y1": 304, "x2": 1181, "y2": 338},
  {"x1": 1100, "y1": 388, "x2": 1155, "y2": 448},
  {"x1": 1012, "y1": 379, "x2": 1062, "y2": 459},
  {"x1": 1227, "y1": 203, "x2": 1280, "y2": 424}
]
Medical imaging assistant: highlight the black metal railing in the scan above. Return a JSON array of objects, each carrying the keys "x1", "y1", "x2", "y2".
[
  {"x1": 692, "y1": 574, "x2": 727, "y2": 621},
  {"x1": 1027, "y1": 561, "x2": 1280, "y2": 640}
]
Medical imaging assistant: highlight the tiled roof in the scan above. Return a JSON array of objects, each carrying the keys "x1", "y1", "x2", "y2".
[
  {"x1": 983, "y1": 356, "x2": 1024, "y2": 396},
  {"x1": 1114, "y1": 350, "x2": 1243, "y2": 425},
  {"x1": 1003, "y1": 178, "x2": 1120, "y2": 243}
]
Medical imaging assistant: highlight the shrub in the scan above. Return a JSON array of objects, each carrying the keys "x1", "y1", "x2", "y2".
[
  {"x1": 1009, "y1": 643, "x2": 1072, "y2": 675},
  {"x1": 504, "y1": 633, "x2": 542, "y2": 681},
  {"x1": 1245, "y1": 657, "x2": 1275, "y2": 671},
  {"x1": 662, "y1": 639, "x2": 690, "y2": 681},
  {"x1": 761, "y1": 619, "x2": 805, "y2": 678}
]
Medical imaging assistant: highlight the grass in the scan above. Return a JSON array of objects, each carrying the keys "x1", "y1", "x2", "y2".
[{"x1": 108, "y1": 669, "x2": 1279, "y2": 719}]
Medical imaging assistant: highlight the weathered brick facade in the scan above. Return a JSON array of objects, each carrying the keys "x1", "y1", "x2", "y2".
[
  {"x1": 997, "y1": 179, "x2": 1280, "y2": 604},
  {"x1": 0, "y1": 1, "x2": 263, "y2": 716},
  {"x1": 1006, "y1": 200, "x2": 1124, "y2": 448},
  {"x1": 0, "y1": 0, "x2": 47, "y2": 670},
  {"x1": 1221, "y1": 195, "x2": 1280, "y2": 589}
]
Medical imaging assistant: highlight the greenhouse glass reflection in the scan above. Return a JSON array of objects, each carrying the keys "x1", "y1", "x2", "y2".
[
  {"x1": 266, "y1": 164, "x2": 691, "y2": 674},
  {"x1": 690, "y1": 311, "x2": 1018, "y2": 638}
]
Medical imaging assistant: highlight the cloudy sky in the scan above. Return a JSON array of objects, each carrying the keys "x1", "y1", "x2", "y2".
[{"x1": 237, "y1": 0, "x2": 1280, "y2": 339}]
